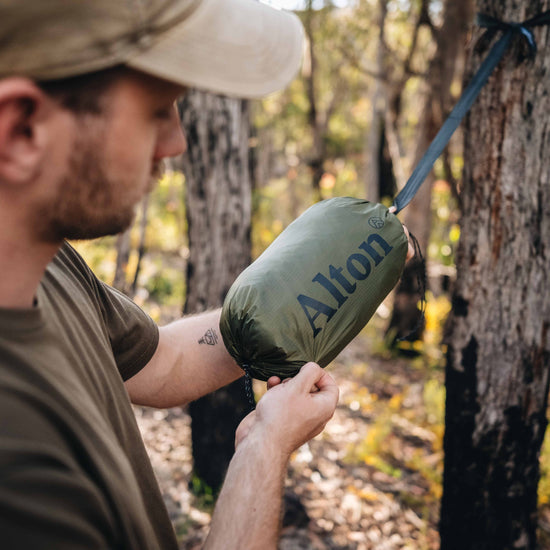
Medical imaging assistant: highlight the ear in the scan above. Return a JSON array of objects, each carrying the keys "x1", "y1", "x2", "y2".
[{"x1": 0, "y1": 78, "x2": 48, "y2": 185}]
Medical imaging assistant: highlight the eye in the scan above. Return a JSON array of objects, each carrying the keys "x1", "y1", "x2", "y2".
[{"x1": 154, "y1": 107, "x2": 172, "y2": 121}]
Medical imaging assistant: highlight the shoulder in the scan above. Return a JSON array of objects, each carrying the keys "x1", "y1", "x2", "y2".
[{"x1": 47, "y1": 241, "x2": 100, "y2": 288}]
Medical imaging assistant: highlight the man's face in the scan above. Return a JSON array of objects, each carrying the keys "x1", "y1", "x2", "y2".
[{"x1": 36, "y1": 71, "x2": 186, "y2": 242}]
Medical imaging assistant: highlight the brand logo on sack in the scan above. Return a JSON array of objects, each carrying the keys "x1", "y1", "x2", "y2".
[
  {"x1": 368, "y1": 217, "x2": 385, "y2": 229},
  {"x1": 297, "y1": 234, "x2": 393, "y2": 338}
]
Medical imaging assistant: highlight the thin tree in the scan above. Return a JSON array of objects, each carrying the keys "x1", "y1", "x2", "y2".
[
  {"x1": 178, "y1": 90, "x2": 252, "y2": 492},
  {"x1": 441, "y1": 1, "x2": 550, "y2": 548},
  {"x1": 302, "y1": 0, "x2": 347, "y2": 200},
  {"x1": 112, "y1": 195, "x2": 152, "y2": 296},
  {"x1": 387, "y1": 0, "x2": 472, "y2": 344},
  {"x1": 113, "y1": 228, "x2": 131, "y2": 294},
  {"x1": 366, "y1": 0, "x2": 396, "y2": 203}
]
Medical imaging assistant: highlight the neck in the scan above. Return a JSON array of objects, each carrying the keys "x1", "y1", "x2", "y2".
[{"x1": 0, "y1": 234, "x2": 60, "y2": 309}]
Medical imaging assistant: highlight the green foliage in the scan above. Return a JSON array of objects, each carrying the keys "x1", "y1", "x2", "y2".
[
  {"x1": 73, "y1": 170, "x2": 187, "y2": 323},
  {"x1": 71, "y1": 237, "x2": 117, "y2": 282},
  {"x1": 68, "y1": 0, "x2": 550, "y2": 540},
  {"x1": 428, "y1": 180, "x2": 460, "y2": 267},
  {"x1": 537, "y1": 417, "x2": 550, "y2": 545},
  {"x1": 345, "y1": 368, "x2": 445, "y2": 516},
  {"x1": 189, "y1": 473, "x2": 216, "y2": 512},
  {"x1": 146, "y1": 171, "x2": 187, "y2": 252},
  {"x1": 422, "y1": 378, "x2": 445, "y2": 430},
  {"x1": 539, "y1": 427, "x2": 550, "y2": 507},
  {"x1": 173, "y1": 517, "x2": 193, "y2": 538},
  {"x1": 144, "y1": 268, "x2": 183, "y2": 304}
]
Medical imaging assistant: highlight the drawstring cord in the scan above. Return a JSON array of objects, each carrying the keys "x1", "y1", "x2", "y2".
[
  {"x1": 241, "y1": 363, "x2": 256, "y2": 411},
  {"x1": 397, "y1": 231, "x2": 426, "y2": 342}
]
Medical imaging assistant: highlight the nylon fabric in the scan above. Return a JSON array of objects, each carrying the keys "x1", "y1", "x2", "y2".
[{"x1": 220, "y1": 198, "x2": 408, "y2": 381}]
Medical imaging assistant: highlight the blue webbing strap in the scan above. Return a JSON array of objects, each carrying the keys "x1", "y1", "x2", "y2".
[{"x1": 392, "y1": 11, "x2": 550, "y2": 214}]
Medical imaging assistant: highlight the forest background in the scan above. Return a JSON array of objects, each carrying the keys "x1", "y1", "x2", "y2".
[{"x1": 71, "y1": 0, "x2": 550, "y2": 548}]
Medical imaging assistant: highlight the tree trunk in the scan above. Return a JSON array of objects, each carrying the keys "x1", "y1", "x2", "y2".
[
  {"x1": 387, "y1": 0, "x2": 472, "y2": 345},
  {"x1": 113, "y1": 228, "x2": 131, "y2": 294},
  {"x1": 302, "y1": 0, "x2": 346, "y2": 202},
  {"x1": 178, "y1": 90, "x2": 252, "y2": 492},
  {"x1": 366, "y1": 0, "x2": 387, "y2": 203},
  {"x1": 304, "y1": 0, "x2": 324, "y2": 201},
  {"x1": 440, "y1": 1, "x2": 550, "y2": 548},
  {"x1": 131, "y1": 195, "x2": 150, "y2": 295}
]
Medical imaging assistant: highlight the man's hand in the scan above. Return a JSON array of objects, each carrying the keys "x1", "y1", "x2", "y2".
[
  {"x1": 403, "y1": 224, "x2": 415, "y2": 261},
  {"x1": 207, "y1": 363, "x2": 337, "y2": 550},
  {"x1": 235, "y1": 362, "x2": 339, "y2": 457}
]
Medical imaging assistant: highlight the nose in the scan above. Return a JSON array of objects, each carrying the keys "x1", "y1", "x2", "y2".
[{"x1": 154, "y1": 104, "x2": 187, "y2": 161}]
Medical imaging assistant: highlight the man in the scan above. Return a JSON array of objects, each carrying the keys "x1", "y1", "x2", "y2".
[{"x1": 0, "y1": 1, "x2": 339, "y2": 549}]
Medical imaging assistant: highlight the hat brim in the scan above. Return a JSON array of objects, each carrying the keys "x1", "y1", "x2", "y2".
[{"x1": 127, "y1": 0, "x2": 304, "y2": 99}]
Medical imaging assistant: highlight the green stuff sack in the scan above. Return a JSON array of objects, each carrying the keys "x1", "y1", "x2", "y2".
[{"x1": 220, "y1": 197, "x2": 408, "y2": 381}]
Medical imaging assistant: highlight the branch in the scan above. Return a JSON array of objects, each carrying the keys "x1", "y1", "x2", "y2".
[
  {"x1": 442, "y1": 147, "x2": 462, "y2": 210},
  {"x1": 321, "y1": 76, "x2": 348, "y2": 134},
  {"x1": 402, "y1": 0, "x2": 433, "y2": 79}
]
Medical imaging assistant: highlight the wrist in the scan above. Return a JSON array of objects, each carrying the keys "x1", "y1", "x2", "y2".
[{"x1": 235, "y1": 423, "x2": 290, "y2": 469}]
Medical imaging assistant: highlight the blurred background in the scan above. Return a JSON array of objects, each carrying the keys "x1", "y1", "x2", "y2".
[{"x1": 72, "y1": 1, "x2": 550, "y2": 548}]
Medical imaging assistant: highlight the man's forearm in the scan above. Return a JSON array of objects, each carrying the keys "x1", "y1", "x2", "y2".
[
  {"x1": 205, "y1": 363, "x2": 339, "y2": 549},
  {"x1": 126, "y1": 309, "x2": 243, "y2": 407},
  {"x1": 204, "y1": 432, "x2": 288, "y2": 550}
]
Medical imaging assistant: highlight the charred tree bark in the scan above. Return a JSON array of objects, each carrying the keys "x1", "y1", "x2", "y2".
[
  {"x1": 440, "y1": 1, "x2": 550, "y2": 548},
  {"x1": 387, "y1": 0, "x2": 472, "y2": 345},
  {"x1": 178, "y1": 90, "x2": 251, "y2": 492}
]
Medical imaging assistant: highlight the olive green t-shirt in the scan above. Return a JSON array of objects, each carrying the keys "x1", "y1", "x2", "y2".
[{"x1": 0, "y1": 243, "x2": 178, "y2": 549}]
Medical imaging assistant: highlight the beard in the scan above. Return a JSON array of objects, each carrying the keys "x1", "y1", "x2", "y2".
[{"x1": 36, "y1": 124, "x2": 160, "y2": 243}]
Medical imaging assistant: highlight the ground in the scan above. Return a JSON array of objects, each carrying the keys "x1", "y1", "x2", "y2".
[{"x1": 135, "y1": 325, "x2": 445, "y2": 550}]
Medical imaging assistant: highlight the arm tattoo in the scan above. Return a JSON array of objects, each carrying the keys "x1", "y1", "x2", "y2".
[{"x1": 198, "y1": 328, "x2": 219, "y2": 346}]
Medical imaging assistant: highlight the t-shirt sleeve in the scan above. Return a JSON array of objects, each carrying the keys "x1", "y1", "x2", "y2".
[
  {"x1": 59, "y1": 243, "x2": 159, "y2": 381},
  {"x1": 95, "y1": 280, "x2": 160, "y2": 381}
]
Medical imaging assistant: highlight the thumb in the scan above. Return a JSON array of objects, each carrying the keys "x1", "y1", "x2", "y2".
[
  {"x1": 235, "y1": 410, "x2": 256, "y2": 448},
  {"x1": 293, "y1": 362, "x2": 325, "y2": 393}
]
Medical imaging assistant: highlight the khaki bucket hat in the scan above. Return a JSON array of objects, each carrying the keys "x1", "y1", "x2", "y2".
[{"x1": 0, "y1": 0, "x2": 304, "y2": 98}]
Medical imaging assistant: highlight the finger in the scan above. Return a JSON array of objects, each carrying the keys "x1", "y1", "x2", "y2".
[
  {"x1": 267, "y1": 376, "x2": 281, "y2": 390},
  {"x1": 313, "y1": 370, "x2": 336, "y2": 391},
  {"x1": 235, "y1": 410, "x2": 256, "y2": 448},
  {"x1": 293, "y1": 362, "x2": 325, "y2": 393},
  {"x1": 402, "y1": 225, "x2": 415, "y2": 261},
  {"x1": 407, "y1": 239, "x2": 414, "y2": 261},
  {"x1": 311, "y1": 372, "x2": 339, "y2": 407}
]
